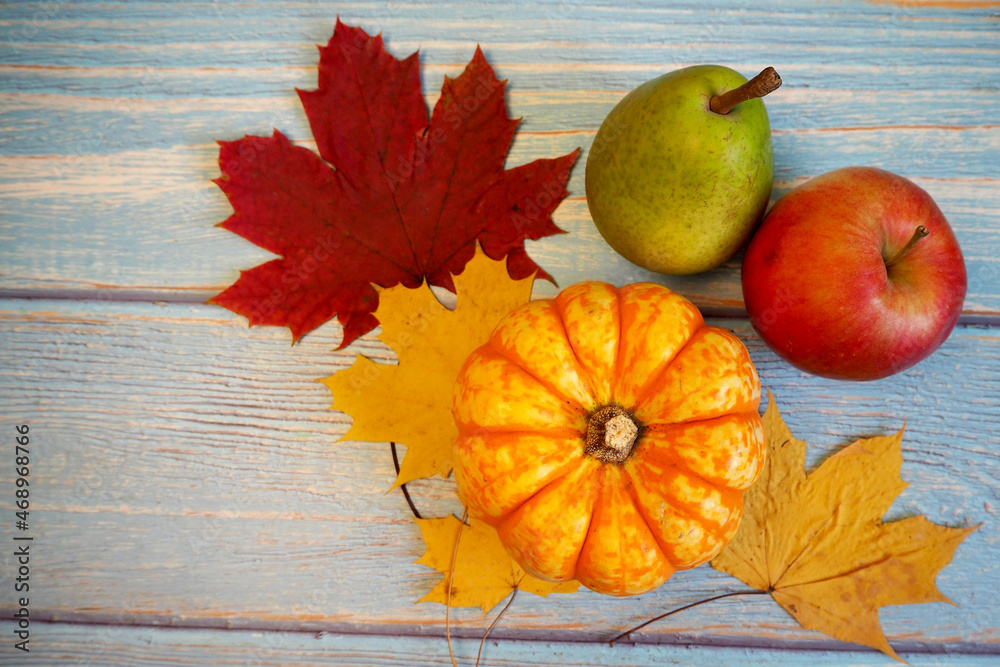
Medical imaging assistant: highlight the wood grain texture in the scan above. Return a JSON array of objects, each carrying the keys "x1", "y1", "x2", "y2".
[
  {"x1": 0, "y1": 0, "x2": 998, "y2": 315},
  {"x1": 1, "y1": 139, "x2": 998, "y2": 312},
  {"x1": 1, "y1": 622, "x2": 996, "y2": 666},
  {"x1": 0, "y1": 300, "x2": 995, "y2": 652},
  {"x1": 1, "y1": 0, "x2": 998, "y2": 663}
]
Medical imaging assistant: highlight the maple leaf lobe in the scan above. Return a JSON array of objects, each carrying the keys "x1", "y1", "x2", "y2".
[
  {"x1": 208, "y1": 130, "x2": 398, "y2": 344},
  {"x1": 322, "y1": 248, "x2": 534, "y2": 488},
  {"x1": 211, "y1": 20, "x2": 578, "y2": 347},
  {"x1": 712, "y1": 394, "x2": 978, "y2": 661},
  {"x1": 415, "y1": 514, "x2": 578, "y2": 613}
]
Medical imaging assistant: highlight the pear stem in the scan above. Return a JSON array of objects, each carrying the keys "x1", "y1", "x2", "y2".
[
  {"x1": 709, "y1": 67, "x2": 782, "y2": 115},
  {"x1": 885, "y1": 225, "x2": 930, "y2": 267}
]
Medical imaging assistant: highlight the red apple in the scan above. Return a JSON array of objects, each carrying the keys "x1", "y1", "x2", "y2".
[{"x1": 741, "y1": 166, "x2": 966, "y2": 381}]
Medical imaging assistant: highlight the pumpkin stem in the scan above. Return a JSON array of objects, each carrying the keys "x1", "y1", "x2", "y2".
[{"x1": 586, "y1": 405, "x2": 640, "y2": 464}]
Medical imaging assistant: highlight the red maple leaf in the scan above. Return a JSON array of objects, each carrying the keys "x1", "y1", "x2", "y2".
[{"x1": 210, "y1": 20, "x2": 579, "y2": 348}]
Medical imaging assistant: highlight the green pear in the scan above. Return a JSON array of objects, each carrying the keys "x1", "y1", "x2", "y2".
[{"x1": 585, "y1": 65, "x2": 780, "y2": 275}]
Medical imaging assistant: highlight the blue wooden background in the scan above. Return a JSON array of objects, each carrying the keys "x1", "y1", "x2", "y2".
[{"x1": 1, "y1": 1, "x2": 998, "y2": 664}]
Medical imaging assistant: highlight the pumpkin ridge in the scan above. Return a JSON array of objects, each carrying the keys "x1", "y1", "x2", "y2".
[
  {"x1": 456, "y1": 424, "x2": 584, "y2": 439},
  {"x1": 626, "y1": 461, "x2": 732, "y2": 536},
  {"x1": 628, "y1": 471, "x2": 738, "y2": 567},
  {"x1": 575, "y1": 466, "x2": 626, "y2": 586},
  {"x1": 611, "y1": 285, "x2": 625, "y2": 401},
  {"x1": 611, "y1": 470, "x2": 673, "y2": 576},
  {"x1": 484, "y1": 337, "x2": 592, "y2": 414},
  {"x1": 498, "y1": 462, "x2": 600, "y2": 581},
  {"x1": 622, "y1": 470, "x2": 689, "y2": 570},
  {"x1": 614, "y1": 285, "x2": 703, "y2": 411},
  {"x1": 474, "y1": 449, "x2": 585, "y2": 525},
  {"x1": 453, "y1": 347, "x2": 591, "y2": 433},
  {"x1": 632, "y1": 327, "x2": 760, "y2": 425},
  {"x1": 643, "y1": 410, "x2": 756, "y2": 430},
  {"x1": 572, "y1": 485, "x2": 599, "y2": 582},
  {"x1": 708, "y1": 486, "x2": 743, "y2": 540},
  {"x1": 499, "y1": 456, "x2": 591, "y2": 521},
  {"x1": 713, "y1": 493, "x2": 745, "y2": 544},
  {"x1": 549, "y1": 293, "x2": 603, "y2": 403},
  {"x1": 642, "y1": 408, "x2": 763, "y2": 433},
  {"x1": 626, "y1": 321, "x2": 706, "y2": 411},
  {"x1": 671, "y1": 488, "x2": 734, "y2": 535},
  {"x1": 553, "y1": 282, "x2": 621, "y2": 405},
  {"x1": 637, "y1": 412, "x2": 763, "y2": 492},
  {"x1": 632, "y1": 435, "x2": 733, "y2": 494}
]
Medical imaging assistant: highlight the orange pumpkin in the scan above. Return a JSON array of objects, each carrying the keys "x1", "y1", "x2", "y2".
[{"x1": 451, "y1": 281, "x2": 765, "y2": 596}]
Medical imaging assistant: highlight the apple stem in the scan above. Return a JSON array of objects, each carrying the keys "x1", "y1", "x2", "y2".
[
  {"x1": 710, "y1": 67, "x2": 782, "y2": 115},
  {"x1": 885, "y1": 226, "x2": 930, "y2": 267}
]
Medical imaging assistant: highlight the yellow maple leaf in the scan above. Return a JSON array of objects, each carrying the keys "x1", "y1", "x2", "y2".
[
  {"x1": 712, "y1": 392, "x2": 978, "y2": 662},
  {"x1": 322, "y1": 246, "x2": 534, "y2": 488},
  {"x1": 415, "y1": 514, "x2": 579, "y2": 613}
]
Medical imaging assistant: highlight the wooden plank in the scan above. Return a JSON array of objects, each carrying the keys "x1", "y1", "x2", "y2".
[
  {"x1": 5, "y1": 59, "x2": 997, "y2": 105},
  {"x1": 0, "y1": 622, "x2": 995, "y2": 666},
  {"x1": 1, "y1": 3, "x2": 997, "y2": 318},
  {"x1": 2, "y1": 92, "x2": 999, "y2": 171},
  {"x1": 1, "y1": 3, "x2": 996, "y2": 312},
  {"x1": 2, "y1": 88, "x2": 997, "y2": 146},
  {"x1": 0, "y1": 299, "x2": 996, "y2": 649},
  {"x1": 1, "y1": 2, "x2": 997, "y2": 59},
  {"x1": 1, "y1": 144, "x2": 997, "y2": 314},
  {"x1": 1, "y1": 49, "x2": 998, "y2": 95},
  {"x1": 1, "y1": 62, "x2": 995, "y2": 100}
]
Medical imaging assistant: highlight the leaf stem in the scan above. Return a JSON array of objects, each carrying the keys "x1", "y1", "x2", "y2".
[
  {"x1": 477, "y1": 588, "x2": 517, "y2": 667},
  {"x1": 446, "y1": 507, "x2": 469, "y2": 667},
  {"x1": 608, "y1": 589, "x2": 771, "y2": 646},
  {"x1": 391, "y1": 442, "x2": 422, "y2": 519},
  {"x1": 709, "y1": 67, "x2": 782, "y2": 115}
]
